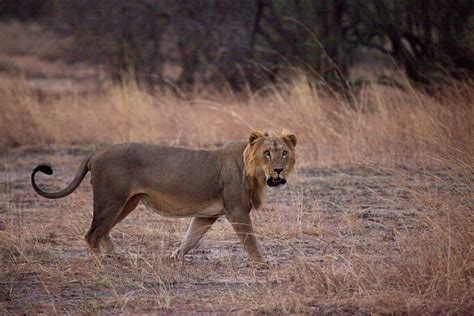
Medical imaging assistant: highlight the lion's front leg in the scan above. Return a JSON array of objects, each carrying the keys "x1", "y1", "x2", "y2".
[
  {"x1": 226, "y1": 210, "x2": 265, "y2": 263},
  {"x1": 171, "y1": 217, "x2": 218, "y2": 260}
]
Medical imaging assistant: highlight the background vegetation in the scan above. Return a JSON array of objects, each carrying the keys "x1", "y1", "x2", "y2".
[{"x1": 2, "y1": 0, "x2": 473, "y2": 88}]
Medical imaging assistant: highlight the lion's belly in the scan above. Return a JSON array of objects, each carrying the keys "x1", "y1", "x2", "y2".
[{"x1": 140, "y1": 194, "x2": 224, "y2": 218}]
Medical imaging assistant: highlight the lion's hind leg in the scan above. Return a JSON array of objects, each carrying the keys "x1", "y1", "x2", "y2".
[
  {"x1": 113, "y1": 195, "x2": 140, "y2": 227},
  {"x1": 101, "y1": 195, "x2": 141, "y2": 255},
  {"x1": 171, "y1": 217, "x2": 218, "y2": 261},
  {"x1": 85, "y1": 192, "x2": 128, "y2": 258},
  {"x1": 101, "y1": 234, "x2": 116, "y2": 255}
]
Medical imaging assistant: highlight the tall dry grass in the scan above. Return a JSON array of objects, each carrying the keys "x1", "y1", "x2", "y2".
[
  {"x1": 1, "y1": 74, "x2": 473, "y2": 313},
  {"x1": 1, "y1": 75, "x2": 472, "y2": 166},
  {"x1": 247, "y1": 167, "x2": 473, "y2": 314}
]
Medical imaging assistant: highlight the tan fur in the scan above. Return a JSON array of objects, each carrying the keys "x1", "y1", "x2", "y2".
[{"x1": 31, "y1": 131, "x2": 297, "y2": 264}]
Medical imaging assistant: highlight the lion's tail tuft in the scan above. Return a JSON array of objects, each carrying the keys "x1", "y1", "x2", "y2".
[
  {"x1": 31, "y1": 153, "x2": 93, "y2": 199},
  {"x1": 33, "y1": 164, "x2": 53, "y2": 175}
]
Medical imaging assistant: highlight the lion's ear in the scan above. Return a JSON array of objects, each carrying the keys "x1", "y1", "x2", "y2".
[
  {"x1": 282, "y1": 131, "x2": 297, "y2": 147},
  {"x1": 248, "y1": 130, "x2": 266, "y2": 145}
]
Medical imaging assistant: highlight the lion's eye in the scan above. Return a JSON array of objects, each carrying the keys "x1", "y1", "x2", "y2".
[
  {"x1": 282, "y1": 150, "x2": 288, "y2": 157},
  {"x1": 264, "y1": 150, "x2": 271, "y2": 157}
]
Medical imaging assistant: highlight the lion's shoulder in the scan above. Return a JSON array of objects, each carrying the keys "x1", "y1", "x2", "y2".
[{"x1": 217, "y1": 140, "x2": 247, "y2": 155}]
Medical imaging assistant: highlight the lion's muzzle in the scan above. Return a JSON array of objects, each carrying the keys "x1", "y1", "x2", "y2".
[{"x1": 266, "y1": 177, "x2": 286, "y2": 187}]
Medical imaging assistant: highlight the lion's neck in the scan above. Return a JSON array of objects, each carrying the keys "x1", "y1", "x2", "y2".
[{"x1": 245, "y1": 174, "x2": 267, "y2": 210}]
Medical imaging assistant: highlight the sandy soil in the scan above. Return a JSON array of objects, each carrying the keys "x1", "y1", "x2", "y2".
[{"x1": 1, "y1": 146, "x2": 471, "y2": 314}]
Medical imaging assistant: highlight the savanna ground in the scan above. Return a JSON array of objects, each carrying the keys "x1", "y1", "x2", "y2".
[{"x1": 1, "y1": 22, "x2": 473, "y2": 314}]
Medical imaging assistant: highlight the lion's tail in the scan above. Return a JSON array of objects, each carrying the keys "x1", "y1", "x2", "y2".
[{"x1": 31, "y1": 153, "x2": 93, "y2": 199}]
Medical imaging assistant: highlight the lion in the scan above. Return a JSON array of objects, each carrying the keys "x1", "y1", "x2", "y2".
[{"x1": 31, "y1": 130, "x2": 297, "y2": 264}]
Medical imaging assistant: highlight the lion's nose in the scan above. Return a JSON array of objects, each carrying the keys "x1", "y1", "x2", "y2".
[{"x1": 274, "y1": 168, "x2": 283, "y2": 175}]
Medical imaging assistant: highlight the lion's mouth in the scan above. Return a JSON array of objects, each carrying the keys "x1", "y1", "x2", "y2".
[{"x1": 267, "y1": 177, "x2": 286, "y2": 187}]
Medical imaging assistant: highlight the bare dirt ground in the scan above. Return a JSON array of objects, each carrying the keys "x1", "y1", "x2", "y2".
[{"x1": 1, "y1": 146, "x2": 471, "y2": 314}]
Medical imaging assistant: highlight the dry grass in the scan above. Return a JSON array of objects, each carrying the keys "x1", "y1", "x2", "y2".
[
  {"x1": 1, "y1": 47, "x2": 473, "y2": 313},
  {"x1": 1, "y1": 151, "x2": 471, "y2": 314},
  {"x1": 1, "y1": 74, "x2": 472, "y2": 165},
  {"x1": 249, "y1": 168, "x2": 473, "y2": 314}
]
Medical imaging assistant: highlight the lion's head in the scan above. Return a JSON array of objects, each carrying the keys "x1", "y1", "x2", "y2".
[{"x1": 243, "y1": 130, "x2": 297, "y2": 188}]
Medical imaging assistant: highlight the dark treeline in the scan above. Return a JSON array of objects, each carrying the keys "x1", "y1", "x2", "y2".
[{"x1": 2, "y1": 0, "x2": 473, "y2": 89}]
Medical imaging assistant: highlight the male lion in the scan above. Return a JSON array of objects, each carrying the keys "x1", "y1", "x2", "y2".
[{"x1": 31, "y1": 130, "x2": 296, "y2": 264}]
